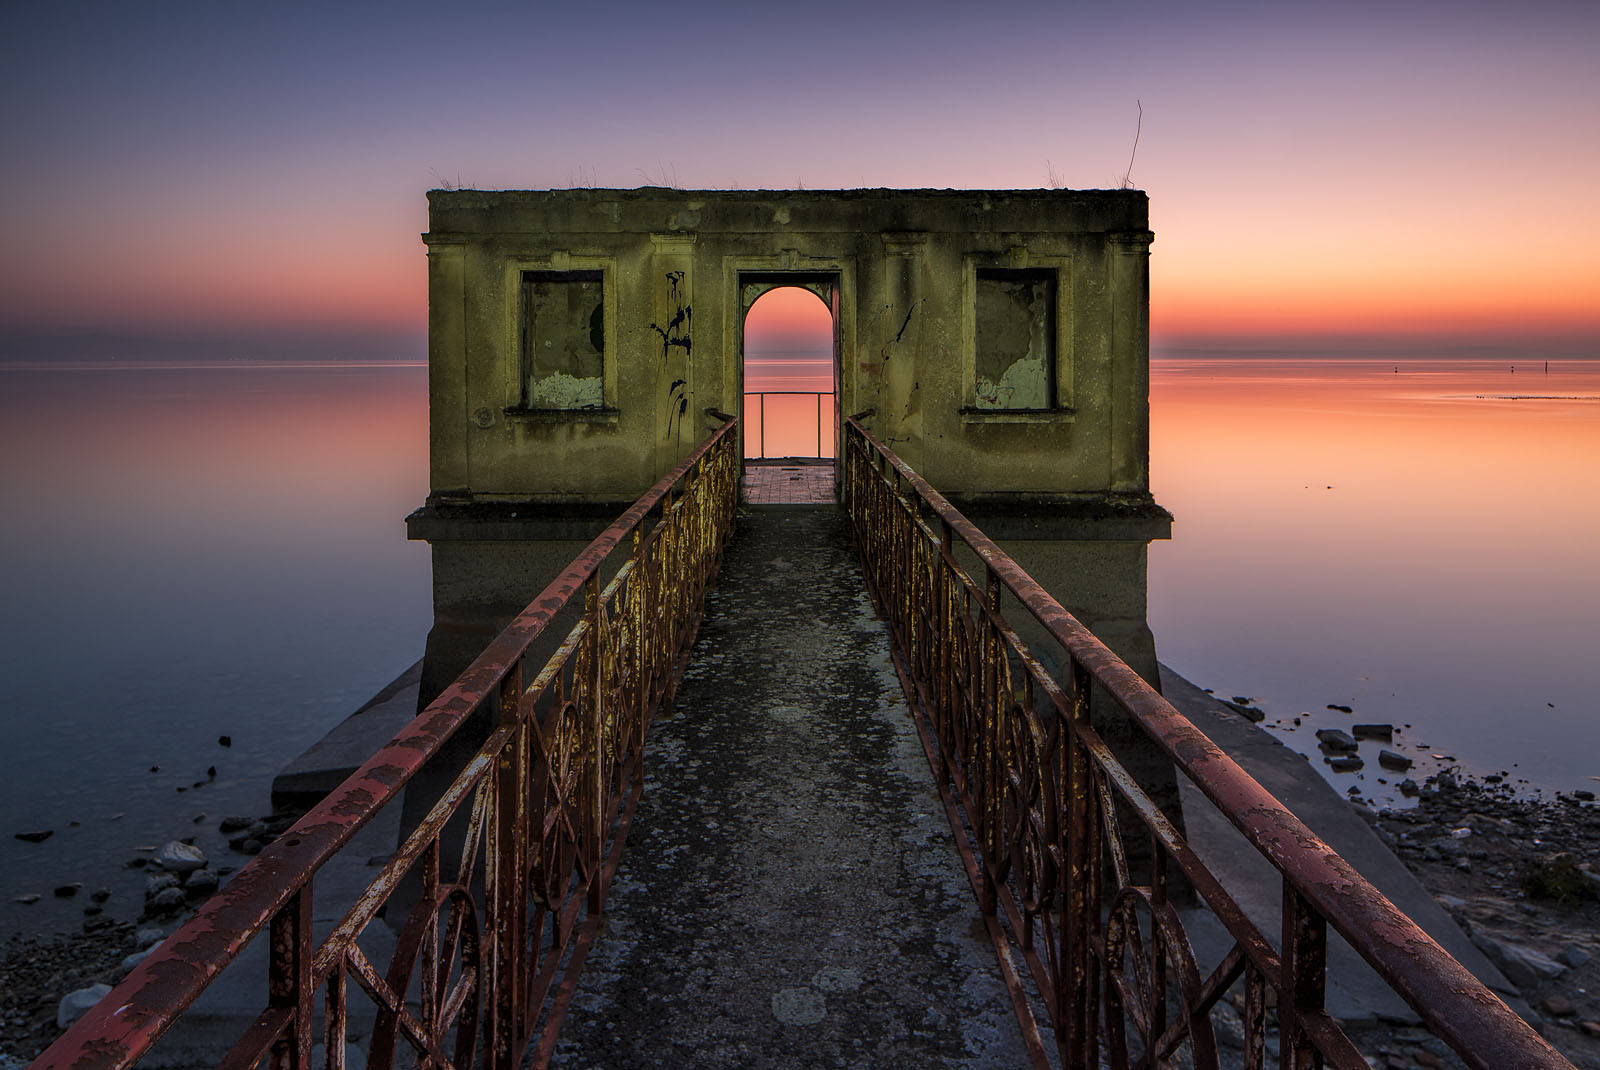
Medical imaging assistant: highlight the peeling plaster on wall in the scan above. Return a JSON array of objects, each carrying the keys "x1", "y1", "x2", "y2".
[
  {"x1": 976, "y1": 355, "x2": 1048, "y2": 410},
  {"x1": 529, "y1": 371, "x2": 604, "y2": 409}
]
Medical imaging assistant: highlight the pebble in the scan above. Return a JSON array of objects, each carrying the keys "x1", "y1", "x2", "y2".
[
  {"x1": 120, "y1": 946, "x2": 156, "y2": 972},
  {"x1": 1557, "y1": 946, "x2": 1589, "y2": 969},
  {"x1": 1352, "y1": 723, "x2": 1393, "y2": 741},
  {"x1": 135, "y1": 927, "x2": 165, "y2": 949},
  {"x1": 145, "y1": 873, "x2": 180, "y2": 897},
  {"x1": 14, "y1": 894, "x2": 40, "y2": 905},
  {"x1": 13, "y1": 829, "x2": 53, "y2": 844},
  {"x1": 155, "y1": 840, "x2": 207, "y2": 875},
  {"x1": 184, "y1": 868, "x2": 219, "y2": 895},
  {"x1": 1541, "y1": 994, "x2": 1575, "y2": 1017},
  {"x1": 55, "y1": 984, "x2": 112, "y2": 1031},
  {"x1": 1471, "y1": 932, "x2": 1568, "y2": 987},
  {"x1": 53, "y1": 884, "x2": 81, "y2": 898},
  {"x1": 145, "y1": 887, "x2": 186, "y2": 913}
]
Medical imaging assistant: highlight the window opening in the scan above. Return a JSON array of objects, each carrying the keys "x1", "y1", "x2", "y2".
[
  {"x1": 974, "y1": 268, "x2": 1055, "y2": 410},
  {"x1": 521, "y1": 270, "x2": 604, "y2": 409}
]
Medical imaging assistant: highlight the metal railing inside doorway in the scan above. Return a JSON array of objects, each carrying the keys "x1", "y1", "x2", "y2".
[{"x1": 742, "y1": 390, "x2": 837, "y2": 459}]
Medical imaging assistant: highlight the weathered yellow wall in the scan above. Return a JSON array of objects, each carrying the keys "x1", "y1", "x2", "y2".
[{"x1": 423, "y1": 188, "x2": 1155, "y2": 504}]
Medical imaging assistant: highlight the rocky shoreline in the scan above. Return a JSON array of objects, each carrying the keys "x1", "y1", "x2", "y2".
[
  {"x1": 1360, "y1": 771, "x2": 1600, "y2": 1069},
  {"x1": 3, "y1": 776, "x2": 1598, "y2": 1067},
  {"x1": 0, "y1": 806, "x2": 305, "y2": 1064}
]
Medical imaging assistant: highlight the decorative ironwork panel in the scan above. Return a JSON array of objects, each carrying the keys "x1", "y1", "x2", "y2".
[
  {"x1": 843, "y1": 417, "x2": 1571, "y2": 1070},
  {"x1": 39, "y1": 420, "x2": 740, "y2": 1070}
]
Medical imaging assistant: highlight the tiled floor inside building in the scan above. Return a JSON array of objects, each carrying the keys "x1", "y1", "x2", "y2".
[{"x1": 741, "y1": 459, "x2": 836, "y2": 505}]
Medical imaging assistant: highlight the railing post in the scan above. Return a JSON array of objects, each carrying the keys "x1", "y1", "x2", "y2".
[
  {"x1": 267, "y1": 885, "x2": 314, "y2": 1069},
  {"x1": 1064, "y1": 658, "x2": 1100, "y2": 1068},
  {"x1": 489, "y1": 660, "x2": 526, "y2": 1069},
  {"x1": 1281, "y1": 885, "x2": 1327, "y2": 1070},
  {"x1": 586, "y1": 573, "x2": 605, "y2": 910},
  {"x1": 324, "y1": 961, "x2": 347, "y2": 1070}
]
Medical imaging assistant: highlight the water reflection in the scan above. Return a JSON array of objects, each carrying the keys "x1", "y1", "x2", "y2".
[
  {"x1": 0, "y1": 362, "x2": 430, "y2": 939},
  {"x1": 1149, "y1": 358, "x2": 1600, "y2": 802}
]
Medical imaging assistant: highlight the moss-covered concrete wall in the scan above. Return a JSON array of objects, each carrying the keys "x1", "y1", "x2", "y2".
[{"x1": 423, "y1": 188, "x2": 1155, "y2": 504}]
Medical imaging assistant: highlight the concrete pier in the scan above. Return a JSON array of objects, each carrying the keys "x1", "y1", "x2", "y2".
[{"x1": 551, "y1": 507, "x2": 1031, "y2": 1068}]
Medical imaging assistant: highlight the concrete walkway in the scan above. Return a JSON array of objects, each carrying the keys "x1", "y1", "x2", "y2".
[
  {"x1": 551, "y1": 508, "x2": 1030, "y2": 1069},
  {"x1": 251, "y1": 499, "x2": 1518, "y2": 1067}
]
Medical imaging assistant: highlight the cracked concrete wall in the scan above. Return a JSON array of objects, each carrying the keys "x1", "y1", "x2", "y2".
[{"x1": 422, "y1": 187, "x2": 1155, "y2": 504}]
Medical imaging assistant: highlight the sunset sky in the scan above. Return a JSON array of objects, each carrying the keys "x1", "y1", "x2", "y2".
[{"x1": 2, "y1": 0, "x2": 1595, "y2": 358}]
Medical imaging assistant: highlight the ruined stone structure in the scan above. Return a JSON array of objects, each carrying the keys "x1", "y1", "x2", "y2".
[{"x1": 407, "y1": 188, "x2": 1170, "y2": 704}]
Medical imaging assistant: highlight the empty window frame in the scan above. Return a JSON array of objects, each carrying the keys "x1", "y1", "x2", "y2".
[
  {"x1": 521, "y1": 270, "x2": 605, "y2": 409},
  {"x1": 973, "y1": 268, "x2": 1055, "y2": 411}
]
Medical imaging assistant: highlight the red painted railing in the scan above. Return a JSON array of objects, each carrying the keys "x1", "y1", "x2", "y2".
[
  {"x1": 36, "y1": 419, "x2": 740, "y2": 1069},
  {"x1": 844, "y1": 417, "x2": 1572, "y2": 1070}
]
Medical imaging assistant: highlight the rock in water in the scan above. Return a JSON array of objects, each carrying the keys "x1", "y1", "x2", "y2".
[
  {"x1": 156, "y1": 840, "x2": 207, "y2": 875},
  {"x1": 57, "y1": 983, "x2": 113, "y2": 1030},
  {"x1": 14, "y1": 829, "x2": 53, "y2": 843},
  {"x1": 146, "y1": 887, "x2": 186, "y2": 913},
  {"x1": 184, "y1": 868, "x2": 220, "y2": 895},
  {"x1": 1315, "y1": 728, "x2": 1358, "y2": 752},
  {"x1": 1378, "y1": 749, "x2": 1414, "y2": 771}
]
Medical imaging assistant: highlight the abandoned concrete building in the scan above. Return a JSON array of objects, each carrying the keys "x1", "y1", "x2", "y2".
[{"x1": 406, "y1": 188, "x2": 1170, "y2": 706}]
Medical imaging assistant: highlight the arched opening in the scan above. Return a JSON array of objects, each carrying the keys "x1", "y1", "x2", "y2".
[{"x1": 742, "y1": 285, "x2": 836, "y2": 460}]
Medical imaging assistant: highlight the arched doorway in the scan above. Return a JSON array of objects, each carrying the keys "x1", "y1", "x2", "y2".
[{"x1": 741, "y1": 284, "x2": 837, "y2": 462}]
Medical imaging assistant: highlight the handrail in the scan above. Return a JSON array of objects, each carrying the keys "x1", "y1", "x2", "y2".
[
  {"x1": 38, "y1": 418, "x2": 741, "y2": 1069},
  {"x1": 843, "y1": 416, "x2": 1570, "y2": 1070}
]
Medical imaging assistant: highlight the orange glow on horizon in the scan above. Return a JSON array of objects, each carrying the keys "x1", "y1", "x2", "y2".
[{"x1": 743, "y1": 285, "x2": 832, "y2": 357}]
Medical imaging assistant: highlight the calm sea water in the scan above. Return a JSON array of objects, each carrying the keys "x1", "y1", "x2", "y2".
[
  {"x1": 2, "y1": 356, "x2": 1595, "y2": 939},
  {"x1": 0, "y1": 362, "x2": 431, "y2": 940},
  {"x1": 1149, "y1": 357, "x2": 1600, "y2": 805}
]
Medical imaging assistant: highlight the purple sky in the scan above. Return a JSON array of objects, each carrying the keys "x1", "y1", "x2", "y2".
[{"x1": 2, "y1": 0, "x2": 1595, "y2": 357}]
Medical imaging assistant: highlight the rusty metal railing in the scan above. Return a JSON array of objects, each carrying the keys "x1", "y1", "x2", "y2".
[
  {"x1": 742, "y1": 390, "x2": 836, "y2": 459},
  {"x1": 39, "y1": 418, "x2": 740, "y2": 1070},
  {"x1": 843, "y1": 417, "x2": 1570, "y2": 1070}
]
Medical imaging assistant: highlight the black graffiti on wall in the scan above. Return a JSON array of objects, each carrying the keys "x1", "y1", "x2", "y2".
[
  {"x1": 666, "y1": 377, "x2": 690, "y2": 440},
  {"x1": 648, "y1": 271, "x2": 692, "y2": 361}
]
